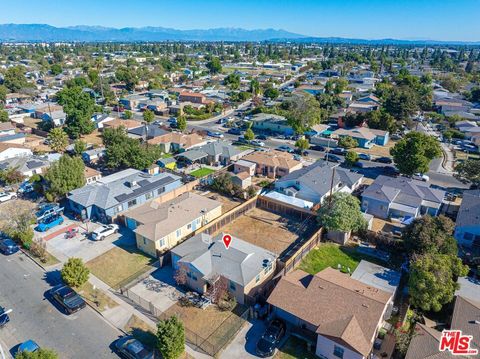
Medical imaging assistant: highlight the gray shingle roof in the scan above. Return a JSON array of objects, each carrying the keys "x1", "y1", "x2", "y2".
[
  {"x1": 456, "y1": 190, "x2": 480, "y2": 227},
  {"x1": 172, "y1": 232, "x2": 276, "y2": 287},
  {"x1": 0, "y1": 155, "x2": 50, "y2": 173}
]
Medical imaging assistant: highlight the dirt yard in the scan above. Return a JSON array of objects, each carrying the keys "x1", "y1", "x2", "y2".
[
  {"x1": 80, "y1": 130, "x2": 104, "y2": 146},
  {"x1": 216, "y1": 207, "x2": 314, "y2": 256},
  {"x1": 358, "y1": 140, "x2": 396, "y2": 158},
  {"x1": 197, "y1": 191, "x2": 242, "y2": 213}
]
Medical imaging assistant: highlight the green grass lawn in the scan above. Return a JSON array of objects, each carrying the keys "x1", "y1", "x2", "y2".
[
  {"x1": 190, "y1": 167, "x2": 215, "y2": 178},
  {"x1": 275, "y1": 336, "x2": 317, "y2": 359},
  {"x1": 299, "y1": 243, "x2": 384, "y2": 275}
]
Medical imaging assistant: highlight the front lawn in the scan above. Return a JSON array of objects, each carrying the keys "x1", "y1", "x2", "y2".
[
  {"x1": 275, "y1": 336, "x2": 317, "y2": 359},
  {"x1": 86, "y1": 246, "x2": 156, "y2": 289},
  {"x1": 189, "y1": 167, "x2": 215, "y2": 178},
  {"x1": 299, "y1": 243, "x2": 384, "y2": 274},
  {"x1": 77, "y1": 281, "x2": 118, "y2": 312}
]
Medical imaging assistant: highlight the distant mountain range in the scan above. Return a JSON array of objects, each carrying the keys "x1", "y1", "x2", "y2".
[{"x1": 0, "y1": 24, "x2": 478, "y2": 44}]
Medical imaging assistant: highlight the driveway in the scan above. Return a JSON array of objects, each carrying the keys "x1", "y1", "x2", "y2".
[
  {"x1": 128, "y1": 267, "x2": 182, "y2": 312},
  {"x1": 46, "y1": 224, "x2": 135, "y2": 263},
  {"x1": 220, "y1": 319, "x2": 266, "y2": 359}
]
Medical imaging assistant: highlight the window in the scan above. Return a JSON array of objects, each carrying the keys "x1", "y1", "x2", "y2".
[
  {"x1": 145, "y1": 191, "x2": 154, "y2": 200},
  {"x1": 114, "y1": 205, "x2": 123, "y2": 214},
  {"x1": 159, "y1": 238, "x2": 165, "y2": 247},
  {"x1": 187, "y1": 272, "x2": 192, "y2": 278},
  {"x1": 229, "y1": 281, "x2": 236, "y2": 291},
  {"x1": 127, "y1": 199, "x2": 137, "y2": 208},
  {"x1": 333, "y1": 346, "x2": 344, "y2": 359},
  {"x1": 192, "y1": 274, "x2": 197, "y2": 281},
  {"x1": 187, "y1": 223, "x2": 192, "y2": 230},
  {"x1": 264, "y1": 262, "x2": 273, "y2": 274},
  {"x1": 157, "y1": 187, "x2": 165, "y2": 195},
  {"x1": 143, "y1": 237, "x2": 147, "y2": 245},
  {"x1": 176, "y1": 229, "x2": 181, "y2": 238},
  {"x1": 197, "y1": 218, "x2": 201, "y2": 225},
  {"x1": 255, "y1": 274, "x2": 260, "y2": 283}
]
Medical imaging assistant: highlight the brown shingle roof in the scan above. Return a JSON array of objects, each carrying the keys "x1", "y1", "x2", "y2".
[
  {"x1": 243, "y1": 150, "x2": 302, "y2": 171},
  {"x1": 267, "y1": 268, "x2": 391, "y2": 357},
  {"x1": 102, "y1": 119, "x2": 142, "y2": 130},
  {"x1": 451, "y1": 296, "x2": 480, "y2": 353}
]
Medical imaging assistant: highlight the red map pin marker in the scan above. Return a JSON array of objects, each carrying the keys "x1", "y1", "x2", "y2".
[{"x1": 222, "y1": 234, "x2": 232, "y2": 249}]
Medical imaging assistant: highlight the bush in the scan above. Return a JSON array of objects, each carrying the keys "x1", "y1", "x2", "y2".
[
  {"x1": 157, "y1": 316, "x2": 185, "y2": 359},
  {"x1": 16, "y1": 227, "x2": 34, "y2": 249},
  {"x1": 30, "y1": 239, "x2": 48, "y2": 263},
  {"x1": 218, "y1": 292, "x2": 237, "y2": 311},
  {"x1": 61, "y1": 257, "x2": 90, "y2": 288}
]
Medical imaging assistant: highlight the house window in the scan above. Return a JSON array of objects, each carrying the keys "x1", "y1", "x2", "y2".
[
  {"x1": 157, "y1": 187, "x2": 165, "y2": 195},
  {"x1": 192, "y1": 274, "x2": 197, "y2": 281},
  {"x1": 229, "y1": 281, "x2": 236, "y2": 291},
  {"x1": 143, "y1": 237, "x2": 147, "y2": 245},
  {"x1": 264, "y1": 262, "x2": 273, "y2": 274},
  {"x1": 187, "y1": 223, "x2": 192, "y2": 230},
  {"x1": 197, "y1": 218, "x2": 201, "y2": 225},
  {"x1": 187, "y1": 272, "x2": 192, "y2": 278},
  {"x1": 176, "y1": 229, "x2": 181, "y2": 238},
  {"x1": 145, "y1": 191, "x2": 154, "y2": 200},
  {"x1": 159, "y1": 238, "x2": 165, "y2": 247},
  {"x1": 128, "y1": 199, "x2": 137, "y2": 208},
  {"x1": 114, "y1": 205, "x2": 123, "y2": 214},
  {"x1": 255, "y1": 274, "x2": 260, "y2": 283},
  {"x1": 333, "y1": 345, "x2": 344, "y2": 359}
]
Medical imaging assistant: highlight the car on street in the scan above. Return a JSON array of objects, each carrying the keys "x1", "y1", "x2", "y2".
[
  {"x1": 255, "y1": 319, "x2": 286, "y2": 357},
  {"x1": 256, "y1": 134, "x2": 268, "y2": 140},
  {"x1": 0, "y1": 233, "x2": 19, "y2": 255},
  {"x1": 227, "y1": 128, "x2": 242, "y2": 135},
  {"x1": 329, "y1": 147, "x2": 346, "y2": 156},
  {"x1": 207, "y1": 131, "x2": 224, "y2": 138},
  {"x1": 0, "y1": 307, "x2": 11, "y2": 328},
  {"x1": 413, "y1": 173, "x2": 430, "y2": 182},
  {"x1": 0, "y1": 191, "x2": 16, "y2": 203},
  {"x1": 357, "y1": 153, "x2": 371, "y2": 161},
  {"x1": 295, "y1": 149, "x2": 309, "y2": 156},
  {"x1": 50, "y1": 285, "x2": 86, "y2": 314},
  {"x1": 324, "y1": 153, "x2": 341, "y2": 162},
  {"x1": 352, "y1": 161, "x2": 365, "y2": 168},
  {"x1": 91, "y1": 224, "x2": 119, "y2": 241},
  {"x1": 115, "y1": 336, "x2": 154, "y2": 359},
  {"x1": 373, "y1": 156, "x2": 393, "y2": 164},
  {"x1": 276, "y1": 145, "x2": 294, "y2": 153},
  {"x1": 35, "y1": 214, "x2": 64, "y2": 232},
  {"x1": 18, "y1": 340, "x2": 40, "y2": 354},
  {"x1": 310, "y1": 145, "x2": 326, "y2": 152},
  {"x1": 236, "y1": 136, "x2": 249, "y2": 144},
  {"x1": 250, "y1": 140, "x2": 265, "y2": 147}
]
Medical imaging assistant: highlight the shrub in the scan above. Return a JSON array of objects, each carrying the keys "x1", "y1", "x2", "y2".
[
  {"x1": 61, "y1": 257, "x2": 90, "y2": 288},
  {"x1": 157, "y1": 316, "x2": 185, "y2": 359},
  {"x1": 30, "y1": 239, "x2": 48, "y2": 263},
  {"x1": 218, "y1": 292, "x2": 237, "y2": 311}
]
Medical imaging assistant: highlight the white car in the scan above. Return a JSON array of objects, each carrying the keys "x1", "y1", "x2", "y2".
[
  {"x1": 413, "y1": 173, "x2": 430, "y2": 182},
  {"x1": 91, "y1": 224, "x2": 119, "y2": 241},
  {"x1": 0, "y1": 192, "x2": 17, "y2": 203},
  {"x1": 250, "y1": 140, "x2": 265, "y2": 147}
]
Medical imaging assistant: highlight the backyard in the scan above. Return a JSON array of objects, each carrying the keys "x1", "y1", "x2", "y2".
[
  {"x1": 275, "y1": 336, "x2": 317, "y2": 359},
  {"x1": 299, "y1": 243, "x2": 386, "y2": 274},
  {"x1": 189, "y1": 167, "x2": 216, "y2": 178},
  {"x1": 85, "y1": 246, "x2": 156, "y2": 289}
]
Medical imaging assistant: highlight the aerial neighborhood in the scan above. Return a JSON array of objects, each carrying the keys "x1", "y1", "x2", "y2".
[{"x1": 0, "y1": 7, "x2": 480, "y2": 359}]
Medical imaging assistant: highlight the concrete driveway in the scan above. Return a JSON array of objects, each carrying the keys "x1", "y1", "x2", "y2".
[
  {"x1": 220, "y1": 319, "x2": 266, "y2": 359},
  {"x1": 128, "y1": 267, "x2": 182, "y2": 312}
]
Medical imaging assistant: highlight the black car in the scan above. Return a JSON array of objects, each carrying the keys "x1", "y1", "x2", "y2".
[
  {"x1": 50, "y1": 285, "x2": 86, "y2": 314},
  {"x1": 227, "y1": 128, "x2": 242, "y2": 135},
  {"x1": 115, "y1": 336, "x2": 154, "y2": 359},
  {"x1": 374, "y1": 156, "x2": 393, "y2": 164},
  {"x1": 256, "y1": 319, "x2": 286, "y2": 357},
  {"x1": 324, "y1": 153, "x2": 341, "y2": 162},
  {"x1": 329, "y1": 147, "x2": 346, "y2": 156},
  {"x1": 256, "y1": 134, "x2": 268, "y2": 140},
  {"x1": 0, "y1": 233, "x2": 19, "y2": 255},
  {"x1": 310, "y1": 145, "x2": 326, "y2": 152}
]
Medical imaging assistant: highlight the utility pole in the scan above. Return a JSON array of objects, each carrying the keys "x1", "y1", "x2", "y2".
[{"x1": 328, "y1": 165, "x2": 336, "y2": 208}]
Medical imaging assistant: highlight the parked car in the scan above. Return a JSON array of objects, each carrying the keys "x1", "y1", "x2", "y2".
[
  {"x1": 91, "y1": 224, "x2": 119, "y2": 241},
  {"x1": 357, "y1": 153, "x2": 371, "y2": 161},
  {"x1": 255, "y1": 319, "x2": 286, "y2": 357},
  {"x1": 18, "y1": 340, "x2": 40, "y2": 354},
  {"x1": 35, "y1": 214, "x2": 64, "y2": 232},
  {"x1": 0, "y1": 307, "x2": 10, "y2": 328},
  {"x1": 250, "y1": 140, "x2": 265, "y2": 147},
  {"x1": 0, "y1": 191, "x2": 16, "y2": 203},
  {"x1": 167, "y1": 117, "x2": 177, "y2": 123},
  {"x1": 50, "y1": 285, "x2": 86, "y2": 314},
  {"x1": 236, "y1": 136, "x2": 249, "y2": 144},
  {"x1": 329, "y1": 147, "x2": 346, "y2": 156},
  {"x1": 256, "y1": 134, "x2": 268, "y2": 140},
  {"x1": 382, "y1": 166, "x2": 400, "y2": 177},
  {"x1": 36, "y1": 203, "x2": 62, "y2": 219},
  {"x1": 295, "y1": 149, "x2": 309, "y2": 156},
  {"x1": 0, "y1": 233, "x2": 19, "y2": 255},
  {"x1": 115, "y1": 336, "x2": 154, "y2": 359},
  {"x1": 413, "y1": 173, "x2": 430, "y2": 182},
  {"x1": 227, "y1": 128, "x2": 242, "y2": 135},
  {"x1": 207, "y1": 131, "x2": 224, "y2": 139},
  {"x1": 276, "y1": 145, "x2": 294, "y2": 153},
  {"x1": 353, "y1": 161, "x2": 365, "y2": 168},
  {"x1": 324, "y1": 153, "x2": 341, "y2": 162},
  {"x1": 18, "y1": 181, "x2": 35, "y2": 194},
  {"x1": 310, "y1": 145, "x2": 326, "y2": 152},
  {"x1": 373, "y1": 156, "x2": 393, "y2": 164}
]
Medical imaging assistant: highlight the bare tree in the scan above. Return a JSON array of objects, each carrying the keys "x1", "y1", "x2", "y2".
[
  {"x1": 173, "y1": 263, "x2": 188, "y2": 287},
  {"x1": 205, "y1": 275, "x2": 228, "y2": 304}
]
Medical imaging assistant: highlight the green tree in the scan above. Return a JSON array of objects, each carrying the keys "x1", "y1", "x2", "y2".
[
  {"x1": 44, "y1": 155, "x2": 85, "y2": 198},
  {"x1": 0, "y1": 167, "x2": 25, "y2": 185},
  {"x1": 345, "y1": 150, "x2": 359, "y2": 166},
  {"x1": 264, "y1": 87, "x2": 280, "y2": 99},
  {"x1": 317, "y1": 192, "x2": 367, "y2": 232},
  {"x1": 123, "y1": 110, "x2": 133, "y2": 119},
  {"x1": 15, "y1": 348, "x2": 59, "y2": 359},
  {"x1": 409, "y1": 253, "x2": 468, "y2": 312},
  {"x1": 0, "y1": 110, "x2": 9, "y2": 122},
  {"x1": 3, "y1": 66, "x2": 30, "y2": 92},
  {"x1": 115, "y1": 66, "x2": 138, "y2": 91},
  {"x1": 338, "y1": 136, "x2": 358, "y2": 149},
  {"x1": 384, "y1": 86, "x2": 419, "y2": 121},
  {"x1": 366, "y1": 110, "x2": 397, "y2": 133},
  {"x1": 0, "y1": 85, "x2": 7, "y2": 104},
  {"x1": 249, "y1": 79, "x2": 260, "y2": 96},
  {"x1": 143, "y1": 109, "x2": 155, "y2": 123},
  {"x1": 295, "y1": 138, "x2": 309, "y2": 152},
  {"x1": 56, "y1": 86, "x2": 96, "y2": 138},
  {"x1": 61, "y1": 257, "x2": 90, "y2": 288},
  {"x1": 390, "y1": 131, "x2": 442, "y2": 175},
  {"x1": 157, "y1": 316, "x2": 185, "y2": 359},
  {"x1": 206, "y1": 57, "x2": 222, "y2": 74},
  {"x1": 285, "y1": 94, "x2": 327, "y2": 134},
  {"x1": 176, "y1": 115, "x2": 187, "y2": 132},
  {"x1": 244, "y1": 128, "x2": 255, "y2": 141},
  {"x1": 47, "y1": 127, "x2": 69, "y2": 153},
  {"x1": 224, "y1": 73, "x2": 240, "y2": 89},
  {"x1": 454, "y1": 159, "x2": 480, "y2": 187},
  {"x1": 73, "y1": 139, "x2": 87, "y2": 156},
  {"x1": 50, "y1": 63, "x2": 63, "y2": 76}
]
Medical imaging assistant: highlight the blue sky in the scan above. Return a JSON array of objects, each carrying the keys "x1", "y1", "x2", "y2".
[{"x1": 1, "y1": 0, "x2": 479, "y2": 41}]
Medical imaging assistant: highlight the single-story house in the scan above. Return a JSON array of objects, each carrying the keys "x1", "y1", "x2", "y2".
[
  {"x1": 179, "y1": 91, "x2": 207, "y2": 104},
  {"x1": 361, "y1": 175, "x2": 445, "y2": 220},
  {"x1": 125, "y1": 192, "x2": 222, "y2": 257},
  {"x1": 0, "y1": 122, "x2": 16, "y2": 137},
  {"x1": 91, "y1": 113, "x2": 115, "y2": 129},
  {"x1": 0, "y1": 155, "x2": 51, "y2": 178},
  {"x1": 231, "y1": 171, "x2": 252, "y2": 189},
  {"x1": 148, "y1": 132, "x2": 207, "y2": 153},
  {"x1": 176, "y1": 141, "x2": 250, "y2": 166},
  {"x1": 274, "y1": 160, "x2": 363, "y2": 205},
  {"x1": 67, "y1": 169, "x2": 182, "y2": 223},
  {"x1": 0, "y1": 132, "x2": 26, "y2": 145},
  {"x1": 332, "y1": 127, "x2": 389, "y2": 148},
  {"x1": 268, "y1": 267, "x2": 394, "y2": 359},
  {"x1": 82, "y1": 148, "x2": 106, "y2": 164},
  {"x1": 119, "y1": 94, "x2": 149, "y2": 110},
  {"x1": 171, "y1": 232, "x2": 277, "y2": 305},
  {"x1": 454, "y1": 189, "x2": 480, "y2": 248},
  {"x1": 233, "y1": 159, "x2": 256, "y2": 177},
  {"x1": 102, "y1": 119, "x2": 143, "y2": 131},
  {"x1": 84, "y1": 166, "x2": 102, "y2": 185},
  {"x1": 251, "y1": 113, "x2": 294, "y2": 136},
  {"x1": 41, "y1": 110, "x2": 67, "y2": 126},
  {"x1": 242, "y1": 150, "x2": 303, "y2": 179},
  {"x1": 0, "y1": 143, "x2": 32, "y2": 161},
  {"x1": 128, "y1": 124, "x2": 170, "y2": 142}
]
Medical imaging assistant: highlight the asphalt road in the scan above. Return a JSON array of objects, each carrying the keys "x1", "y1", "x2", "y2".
[{"x1": 0, "y1": 252, "x2": 121, "y2": 359}]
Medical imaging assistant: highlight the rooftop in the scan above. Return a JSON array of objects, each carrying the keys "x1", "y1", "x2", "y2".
[{"x1": 455, "y1": 189, "x2": 480, "y2": 228}]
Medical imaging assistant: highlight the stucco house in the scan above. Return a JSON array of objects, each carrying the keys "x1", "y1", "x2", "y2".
[
  {"x1": 242, "y1": 150, "x2": 303, "y2": 178},
  {"x1": 176, "y1": 141, "x2": 250, "y2": 166},
  {"x1": 454, "y1": 189, "x2": 480, "y2": 248},
  {"x1": 332, "y1": 127, "x2": 389, "y2": 148},
  {"x1": 124, "y1": 192, "x2": 222, "y2": 257},
  {"x1": 0, "y1": 143, "x2": 32, "y2": 161},
  {"x1": 171, "y1": 232, "x2": 277, "y2": 305},
  {"x1": 251, "y1": 113, "x2": 294, "y2": 136}
]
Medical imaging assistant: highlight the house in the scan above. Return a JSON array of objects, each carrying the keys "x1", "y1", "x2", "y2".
[
  {"x1": 242, "y1": 150, "x2": 303, "y2": 179},
  {"x1": 361, "y1": 175, "x2": 445, "y2": 220},
  {"x1": 119, "y1": 94, "x2": 149, "y2": 110},
  {"x1": 251, "y1": 113, "x2": 294, "y2": 136},
  {"x1": 82, "y1": 148, "x2": 106, "y2": 164},
  {"x1": 125, "y1": 192, "x2": 222, "y2": 257},
  {"x1": 41, "y1": 110, "x2": 67, "y2": 126},
  {"x1": 454, "y1": 189, "x2": 480, "y2": 248},
  {"x1": 274, "y1": 160, "x2": 363, "y2": 205},
  {"x1": 348, "y1": 102, "x2": 379, "y2": 113},
  {"x1": 171, "y1": 232, "x2": 277, "y2": 305},
  {"x1": 0, "y1": 143, "x2": 32, "y2": 161},
  {"x1": 84, "y1": 166, "x2": 102, "y2": 185},
  {"x1": 67, "y1": 169, "x2": 182, "y2": 222},
  {"x1": 0, "y1": 132, "x2": 26, "y2": 145},
  {"x1": 295, "y1": 84, "x2": 325, "y2": 96},
  {"x1": 91, "y1": 113, "x2": 115, "y2": 129},
  {"x1": 332, "y1": 127, "x2": 389, "y2": 148},
  {"x1": 0, "y1": 122, "x2": 16, "y2": 137},
  {"x1": 0, "y1": 155, "x2": 50, "y2": 178},
  {"x1": 178, "y1": 92, "x2": 207, "y2": 104},
  {"x1": 128, "y1": 124, "x2": 170, "y2": 142},
  {"x1": 268, "y1": 267, "x2": 394, "y2": 359},
  {"x1": 176, "y1": 141, "x2": 250, "y2": 166},
  {"x1": 304, "y1": 124, "x2": 330, "y2": 137},
  {"x1": 157, "y1": 157, "x2": 177, "y2": 171},
  {"x1": 231, "y1": 171, "x2": 252, "y2": 189},
  {"x1": 233, "y1": 160, "x2": 256, "y2": 177},
  {"x1": 148, "y1": 132, "x2": 207, "y2": 153}
]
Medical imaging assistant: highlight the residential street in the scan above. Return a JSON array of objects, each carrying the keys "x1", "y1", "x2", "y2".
[{"x1": 0, "y1": 252, "x2": 121, "y2": 359}]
